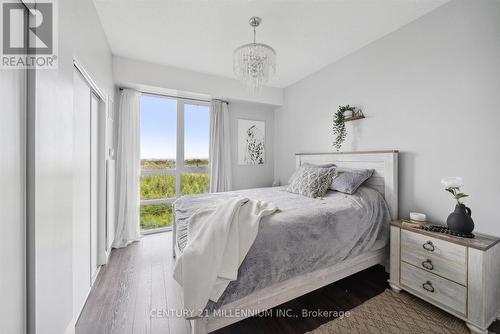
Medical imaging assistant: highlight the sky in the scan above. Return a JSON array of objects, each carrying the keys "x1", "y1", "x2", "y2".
[{"x1": 140, "y1": 95, "x2": 209, "y2": 160}]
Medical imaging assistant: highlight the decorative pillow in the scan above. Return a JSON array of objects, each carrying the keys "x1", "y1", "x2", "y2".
[
  {"x1": 330, "y1": 168, "x2": 374, "y2": 194},
  {"x1": 286, "y1": 165, "x2": 337, "y2": 198},
  {"x1": 302, "y1": 162, "x2": 336, "y2": 168}
]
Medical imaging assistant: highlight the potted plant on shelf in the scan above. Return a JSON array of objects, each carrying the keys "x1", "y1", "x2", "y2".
[
  {"x1": 441, "y1": 176, "x2": 474, "y2": 234},
  {"x1": 332, "y1": 105, "x2": 353, "y2": 151}
]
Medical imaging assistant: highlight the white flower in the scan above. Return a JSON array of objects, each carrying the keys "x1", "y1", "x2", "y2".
[{"x1": 441, "y1": 176, "x2": 463, "y2": 189}]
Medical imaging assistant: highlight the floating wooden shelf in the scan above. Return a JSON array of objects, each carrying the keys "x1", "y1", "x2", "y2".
[{"x1": 344, "y1": 115, "x2": 365, "y2": 122}]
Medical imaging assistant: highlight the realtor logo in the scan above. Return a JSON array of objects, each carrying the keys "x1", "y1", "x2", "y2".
[{"x1": 1, "y1": 0, "x2": 58, "y2": 68}]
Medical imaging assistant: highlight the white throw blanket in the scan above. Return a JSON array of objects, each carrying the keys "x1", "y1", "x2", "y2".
[{"x1": 173, "y1": 197, "x2": 278, "y2": 317}]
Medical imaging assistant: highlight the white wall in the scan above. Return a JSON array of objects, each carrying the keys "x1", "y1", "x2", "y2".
[
  {"x1": 274, "y1": 0, "x2": 500, "y2": 236},
  {"x1": 113, "y1": 56, "x2": 283, "y2": 106},
  {"x1": 229, "y1": 101, "x2": 275, "y2": 190},
  {"x1": 33, "y1": 0, "x2": 114, "y2": 333}
]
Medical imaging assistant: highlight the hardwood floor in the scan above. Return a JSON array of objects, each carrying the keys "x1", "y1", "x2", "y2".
[{"x1": 76, "y1": 232, "x2": 500, "y2": 334}]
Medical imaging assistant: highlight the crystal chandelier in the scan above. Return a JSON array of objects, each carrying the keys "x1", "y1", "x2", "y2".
[{"x1": 233, "y1": 17, "x2": 276, "y2": 91}]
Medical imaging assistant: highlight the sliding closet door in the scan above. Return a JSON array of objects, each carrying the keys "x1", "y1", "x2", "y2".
[
  {"x1": 90, "y1": 93, "x2": 99, "y2": 282},
  {"x1": 0, "y1": 1, "x2": 27, "y2": 332},
  {"x1": 73, "y1": 69, "x2": 92, "y2": 314},
  {"x1": 0, "y1": 40, "x2": 27, "y2": 334}
]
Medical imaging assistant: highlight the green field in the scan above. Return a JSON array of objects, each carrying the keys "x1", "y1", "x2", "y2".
[
  {"x1": 140, "y1": 205, "x2": 173, "y2": 230},
  {"x1": 140, "y1": 159, "x2": 209, "y2": 230},
  {"x1": 141, "y1": 159, "x2": 208, "y2": 170}
]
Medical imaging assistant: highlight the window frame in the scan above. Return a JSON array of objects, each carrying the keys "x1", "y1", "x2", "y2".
[{"x1": 140, "y1": 94, "x2": 210, "y2": 233}]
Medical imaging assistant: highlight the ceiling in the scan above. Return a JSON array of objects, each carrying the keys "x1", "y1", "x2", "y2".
[{"x1": 94, "y1": 0, "x2": 448, "y2": 88}]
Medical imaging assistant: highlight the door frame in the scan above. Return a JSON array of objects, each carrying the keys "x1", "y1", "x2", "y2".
[
  {"x1": 72, "y1": 59, "x2": 108, "y2": 292},
  {"x1": 73, "y1": 59, "x2": 105, "y2": 101}
]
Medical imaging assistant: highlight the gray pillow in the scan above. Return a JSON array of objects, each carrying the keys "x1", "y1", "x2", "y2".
[
  {"x1": 330, "y1": 168, "x2": 374, "y2": 194},
  {"x1": 286, "y1": 165, "x2": 337, "y2": 198},
  {"x1": 302, "y1": 162, "x2": 336, "y2": 168}
]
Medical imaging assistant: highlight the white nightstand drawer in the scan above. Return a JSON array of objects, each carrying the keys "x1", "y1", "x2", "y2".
[
  {"x1": 400, "y1": 262, "x2": 467, "y2": 316},
  {"x1": 401, "y1": 229, "x2": 466, "y2": 285}
]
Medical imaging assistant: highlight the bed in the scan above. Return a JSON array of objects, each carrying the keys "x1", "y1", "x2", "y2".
[{"x1": 172, "y1": 151, "x2": 398, "y2": 334}]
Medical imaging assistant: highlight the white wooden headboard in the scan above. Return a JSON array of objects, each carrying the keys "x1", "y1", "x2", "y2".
[{"x1": 295, "y1": 151, "x2": 399, "y2": 219}]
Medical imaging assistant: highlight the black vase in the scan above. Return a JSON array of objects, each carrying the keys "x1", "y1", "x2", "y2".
[{"x1": 446, "y1": 203, "x2": 474, "y2": 234}]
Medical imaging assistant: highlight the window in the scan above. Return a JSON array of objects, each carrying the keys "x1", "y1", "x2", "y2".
[{"x1": 140, "y1": 94, "x2": 210, "y2": 231}]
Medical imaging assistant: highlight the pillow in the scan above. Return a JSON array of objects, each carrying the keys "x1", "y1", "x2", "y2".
[
  {"x1": 286, "y1": 165, "x2": 337, "y2": 198},
  {"x1": 302, "y1": 162, "x2": 336, "y2": 168},
  {"x1": 330, "y1": 168, "x2": 374, "y2": 194},
  {"x1": 286, "y1": 163, "x2": 336, "y2": 193}
]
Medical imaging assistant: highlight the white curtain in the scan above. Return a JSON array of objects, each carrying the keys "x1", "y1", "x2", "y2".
[
  {"x1": 113, "y1": 89, "x2": 141, "y2": 248},
  {"x1": 209, "y1": 100, "x2": 232, "y2": 192}
]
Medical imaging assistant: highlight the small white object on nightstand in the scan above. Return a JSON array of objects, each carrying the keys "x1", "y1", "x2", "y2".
[{"x1": 409, "y1": 212, "x2": 426, "y2": 221}]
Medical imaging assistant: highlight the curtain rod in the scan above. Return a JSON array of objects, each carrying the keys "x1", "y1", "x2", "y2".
[{"x1": 119, "y1": 87, "x2": 229, "y2": 104}]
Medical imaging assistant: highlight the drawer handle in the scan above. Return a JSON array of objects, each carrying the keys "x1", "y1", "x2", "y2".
[
  {"x1": 422, "y1": 281, "x2": 435, "y2": 293},
  {"x1": 422, "y1": 241, "x2": 435, "y2": 252},
  {"x1": 421, "y1": 259, "x2": 434, "y2": 270}
]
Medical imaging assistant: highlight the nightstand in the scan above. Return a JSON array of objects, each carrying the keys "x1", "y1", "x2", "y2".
[{"x1": 389, "y1": 220, "x2": 500, "y2": 334}]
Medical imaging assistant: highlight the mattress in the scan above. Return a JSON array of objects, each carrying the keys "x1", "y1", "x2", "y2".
[{"x1": 173, "y1": 185, "x2": 391, "y2": 312}]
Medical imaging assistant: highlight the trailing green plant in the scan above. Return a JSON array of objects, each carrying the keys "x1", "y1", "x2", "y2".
[{"x1": 333, "y1": 105, "x2": 355, "y2": 151}]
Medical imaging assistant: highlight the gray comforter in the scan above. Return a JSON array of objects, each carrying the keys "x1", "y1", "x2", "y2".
[{"x1": 173, "y1": 186, "x2": 391, "y2": 312}]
